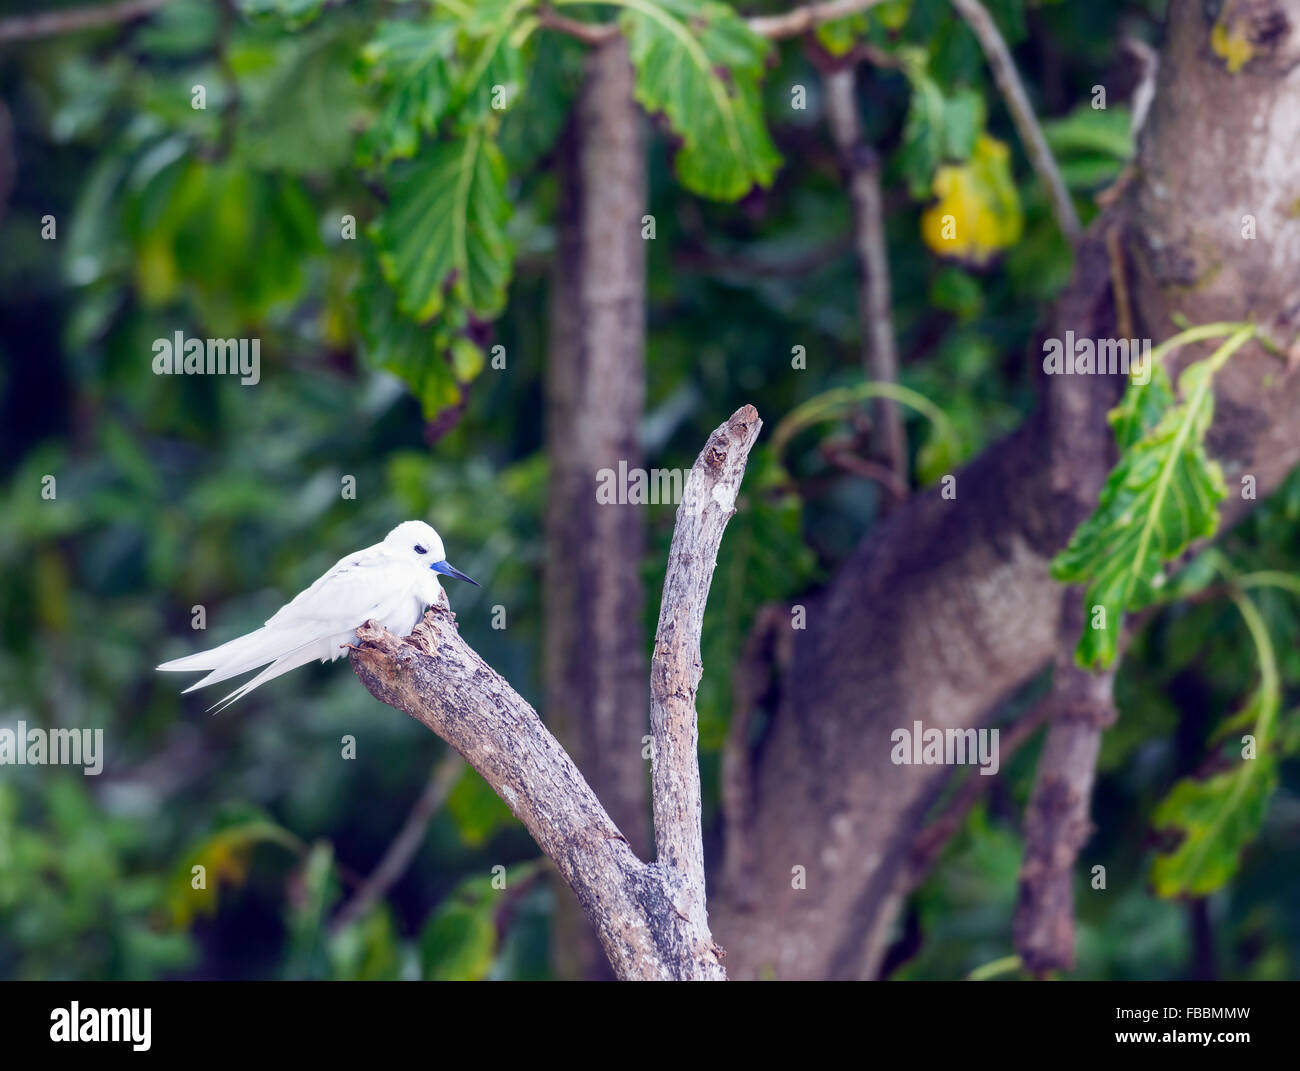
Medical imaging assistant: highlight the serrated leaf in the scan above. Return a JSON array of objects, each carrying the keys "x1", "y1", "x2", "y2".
[
  {"x1": 373, "y1": 129, "x2": 513, "y2": 321},
  {"x1": 1052, "y1": 395, "x2": 1226, "y2": 669},
  {"x1": 620, "y1": 0, "x2": 780, "y2": 201},
  {"x1": 1051, "y1": 331, "x2": 1254, "y2": 669},
  {"x1": 451, "y1": 0, "x2": 530, "y2": 126},
  {"x1": 359, "y1": 19, "x2": 458, "y2": 164},
  {"x1": 1107, "y1": 361, "x2": 1175, "y2": 451},
  {"x1": 1151, "y1": 757, "x2": 1275, "y2": 897}
]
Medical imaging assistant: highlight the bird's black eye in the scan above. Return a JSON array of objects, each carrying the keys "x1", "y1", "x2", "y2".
[{"x1": 414, "y1": 544, "x2": 428, "y2": 555}]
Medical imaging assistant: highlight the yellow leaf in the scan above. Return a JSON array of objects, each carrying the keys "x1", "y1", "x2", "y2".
[{"x1": 920, "y1": 134, "x2": 1023, "y2": 266}]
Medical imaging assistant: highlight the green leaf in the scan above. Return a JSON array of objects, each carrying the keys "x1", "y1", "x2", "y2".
[
  {"x1": 1041, "y1": 104, "x2": 1133, "y2": 192},
  {"x1": 284, "y1": 841, "x2": 340, "y2": 979},
  {"x1": 237, "y1": 0, "x2": 327, "y2": 28},
  {"x1": 373, "y1": 128, "x2": 513, "y2": 321},
  {"x1": 898, "y1": 53, "x2": 985, "y2": 199},
  {"x1": 498, "y1": 33, "x2": 584, "y2": 171},
  {"x1": 451, "y1": 0, "x2": 530, "y2": 126},
  {"x1": 1051, "y1": 328, "x2": 1255, "y2": 669},
  {"x1": 447, "y1": 765, "x2": 516, "y2": 847},
  {"x1": 1152, "y1": 754, "x2": 1276, "y2": 897},
  {"x1": 416, "y1": 866, "x2": 545, "y2": 981},
  {"x1": 420, "y1": 902, "x2": 497, "y2": 980},
  {"x1": 359, "y1": 18, "x2": 458, "y2": 164},
  {"x1": 1152, "y1": 585, "x2": 1281, "y2": 897},
  {"x1": 618, "y1": 0, "x2": 780, "y2": 201},
  {"x1": 355, "y1": 254, "x2": 462, "y2": 418},
  {"x1": 814, "y1": 0, "x2": 912, "y2": 54},
  {"x1": 238, "y1": 31, "x2": 367, "y2": 175},
  {"x1": 167, "y1": 813, "x2": 301, "y2": 928},
  {"x1": 1107, "y1": 360, "x2": 1175, "y2": 452}
]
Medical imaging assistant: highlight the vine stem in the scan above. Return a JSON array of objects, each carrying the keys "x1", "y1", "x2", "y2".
[{"x1": 770, "y1": 381, "x2": 959, "y2": 466}]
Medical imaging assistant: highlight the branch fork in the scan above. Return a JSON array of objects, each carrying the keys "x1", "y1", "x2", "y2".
[{"x1": 349, "y1": 406, "x2": 762, "y2": 980}]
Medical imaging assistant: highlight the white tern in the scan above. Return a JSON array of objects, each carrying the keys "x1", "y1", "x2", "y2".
[{"x1": 157, "y1": 521, "x2": 477, "y2": 712}]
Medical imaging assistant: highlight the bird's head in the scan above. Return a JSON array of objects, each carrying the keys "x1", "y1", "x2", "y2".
[{"x1": 385, "y1": 520, "x2": 479, "y2": 587}]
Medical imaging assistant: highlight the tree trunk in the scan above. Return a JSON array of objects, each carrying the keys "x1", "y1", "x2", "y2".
[
  {"x1": 715, "y1": 0, "x2": 1300, "y2": 978},
  {"x1": 543, "y1": 37, "x2": 650, "y2": 979}
]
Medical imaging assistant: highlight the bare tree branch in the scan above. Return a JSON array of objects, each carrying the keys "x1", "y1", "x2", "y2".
[
  {"x1": 946, "y1": 0, "x2": 1082, "y2": 244},
  {"x1": 538, "y1": 5, "x2": 617, "y2": 45},
  {"x1": 0, "y1": 0, "x2": 169, "y2": 42},
  {"x1": 330, "y1": 750, "x2": 464, "y2": 934},
  {"x1": 350, "y1": 406, "x2": 761, "y2": 980},
  {"x1": 823, "y1": 65, "x2": 906, "y2": 483},
  {"x1": 650, "y1": 404, "x2": 762, "y2": 935},
  {"x1": 541, "y1": 0, "x2": 895, "y2": 43},
  {"x1": 748, "y1": 0, "x2": 893, "y2": 39},
  {"x1": 1013, "y1": 600, "x2": 1117, "y2": 976}
]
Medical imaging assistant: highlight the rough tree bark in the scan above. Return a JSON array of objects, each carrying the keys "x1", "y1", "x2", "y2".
[
  {"x1": 544, "y1": 37, "x2": 649, "y2": 978},
  {"x1": 714, "y1": 0, "x2": 1300, "y2": 979},
  {"x1": 351, "y1": 407, "x2": 760, "y2": 980}
]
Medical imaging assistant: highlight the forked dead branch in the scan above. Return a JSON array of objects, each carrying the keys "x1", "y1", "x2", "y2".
[{"x1": 348, "y1": 405, "x2": 762, "y2": 980}]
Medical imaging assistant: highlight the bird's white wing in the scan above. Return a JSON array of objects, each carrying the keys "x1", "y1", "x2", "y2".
[
  {"x1": 263, "y1": 545, "x2": 409, "y2": 631},
  {"x1": 158, "y1": 547, "x2": 417, "y2": 700}
]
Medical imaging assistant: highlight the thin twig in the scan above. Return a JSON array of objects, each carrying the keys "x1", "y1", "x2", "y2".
[
  {"x1": 821, "y1": 443, "x2": 910, "y2": 503},
  {"x1": 947, "y1": 0, "x2": 1081, "y2": 244},
  {"x1": 0, "y1": 0, "x2": 170, "y2": 42},
  {"x1": 538, "y1": 5, "x2": 617, "y2": 44},
  {"x1": 823, "y1": 65, "x2": 906, "y2": 484},
  {"x1": 330, "y1": 750, "x2": 464, "y2": 933},
  {"x1": 748, "y1": 0, "x2": 893, "y2": 39},
  {"x1": 541, "y1": 0, "x2": 895, "y2": 43}
]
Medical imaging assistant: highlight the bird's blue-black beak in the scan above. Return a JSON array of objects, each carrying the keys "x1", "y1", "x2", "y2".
[{"x1": 431, "y1": 559, "x2": 479, "y2": 587}]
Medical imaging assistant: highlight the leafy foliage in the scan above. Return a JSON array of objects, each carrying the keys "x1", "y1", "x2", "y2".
[
  {"x1": 618, "y1": 0, "x2": 781, "y2": 200},
  {"x1": 373, "y1": 130, "x2": 514, "y2": 322},
  {"x1": 1149, "y1": 582, "x2": 1285, "y2": 896},
  {"x1": 1052, "y1": 327, "x2": 1255, "y2": 668}
]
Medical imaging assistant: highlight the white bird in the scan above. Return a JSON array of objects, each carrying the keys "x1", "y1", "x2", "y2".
[{"x1": 157, "y1": 520, "x2": 478, "y2": 712}]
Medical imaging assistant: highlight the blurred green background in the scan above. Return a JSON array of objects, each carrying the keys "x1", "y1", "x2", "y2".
[{"x1": 1, "y1": 0, "x2": 1298, "y2": 981}]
